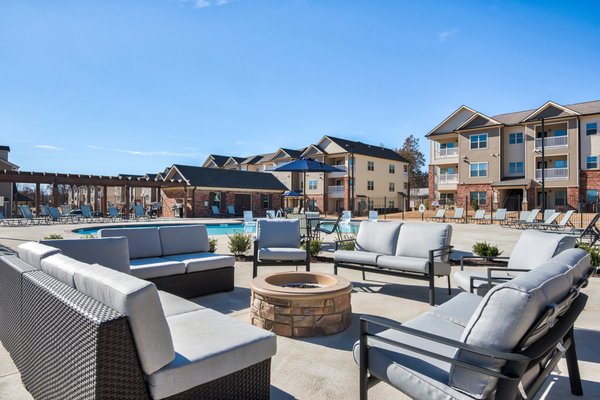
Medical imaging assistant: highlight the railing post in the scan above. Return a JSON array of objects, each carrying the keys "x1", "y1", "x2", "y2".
[{"x1": 384, "y1": 196, "x2": 387, "y2": 220}]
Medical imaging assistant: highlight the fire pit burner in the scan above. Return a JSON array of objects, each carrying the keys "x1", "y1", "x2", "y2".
[{"x1": 279, "y1": 283, "x2": 324, "y2": 289}]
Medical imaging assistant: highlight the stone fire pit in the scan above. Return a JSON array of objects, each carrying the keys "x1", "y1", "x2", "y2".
[{"x1": 250, "y1": 272, "x2": 352, "y2": 337}]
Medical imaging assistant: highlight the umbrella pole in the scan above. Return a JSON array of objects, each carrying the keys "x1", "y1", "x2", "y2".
[{"x1": 303, "y1": 171, "x2": 307, "y2": 211}]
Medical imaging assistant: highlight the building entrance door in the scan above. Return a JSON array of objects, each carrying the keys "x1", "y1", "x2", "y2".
[
  {"x1": 503, "y1": 189, "x2": 522, "y2": 211},
  {"x1": 234, "y1": 194, "x2": 252, "y2": 212}
]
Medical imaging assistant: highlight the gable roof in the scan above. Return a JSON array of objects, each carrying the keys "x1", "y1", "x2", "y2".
[
  {"x1": 0, "y1": 146, "x2": 10, "y2": 151},
  {"x1": 204, "y1": 154, "x2": 230, "y2": 167},
  {"x1": 325, "y1": 136, "x2": 409, "y2": 163},
  {"x1": 170, "y1": 164, "x2": 287, "y2": 191},
  {"x1": 520, "y1": 101, "x2": 580, "y2": 122},
  {"x1": 426, "y1": 105, "x2": 477, "y2": 137}
]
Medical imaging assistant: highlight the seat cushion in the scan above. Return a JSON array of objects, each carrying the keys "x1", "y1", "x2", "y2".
[
  {"x1": 506, "y1": 230, "x2": 576, "y2": 276},
  {"x1": 129, "y1": 258, "x2": 187, "y2": 279},
  {"x1": 17, "y1": 242, "x2": 61, "y2": 269},
  {"x1": 334, "y1": 250, "x2": 380, "y2": 266},
  {"x1": 158, "y1": 225, "x2": 209, "y2": 256},
  {"x1": 162, "y1": 252, "x2": 235, "y2": 273},
  {"x1": 40, "y1": 237, "x2": 130, "y2": 274},
  {"x1": 355, "y1": 221, "x2": 402, "y2": 255},
  {"x1": 550, "y1": 248, "x2": 591, "y2": 285},
  {"x1": 99, "y1": 227, "x2": 162, "y2": 259},
  {"x1": 40, "y1": 254, "x2": 93, "y2": 288},
  {"x1": 258, "y1": 247, "x2": 306, "y2": 261},
  {"x1": 73, "y1": 263, "x2": 175, "y2": 375},
  {"x1": 377, "y1": 255, "x2": 451, "y2": 276},
  {"x1": 430, "y1": 292, "x2": 482, "y2": 328},
  {"x1": 158, "y1": 290, "x2": 204, "y2": 318},
  {"x1": 395, "y1": 223, "x2": 452, "y2": 262},
  {"x1": 453, "y1": 270, "x2": 511, "y2": 294},
  {"x1": 256, "y1": 219, "x2": 301, "y2": 248},
  {"x1": 352, "y1": 313, "x2": 472, "y2": 400},
  {"x1": 148, "y1": 308, "x2": 277, "y2": 400}
]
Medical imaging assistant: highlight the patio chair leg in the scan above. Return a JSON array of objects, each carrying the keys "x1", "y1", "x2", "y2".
[
  {"x1": 565, "y1": 328, "x2": 584, "y2": 395},
  {"x1": 447, "y1": 275, "x2": 451, "y2": 295},
  {"x1": 253, "y1": 261, "x2": 258, "y2": 278},
  {"x1": 362, "y1": 270, "x2": 366, "y2": 281},
  {"x1": 429, "y1": 275, "x2": 435, "y2": 306}
]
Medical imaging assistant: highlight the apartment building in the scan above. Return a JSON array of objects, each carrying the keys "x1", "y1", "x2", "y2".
[
  {"x1": 427, "y1": 100, "x2": 600, "y2": 211},
  {"x1": 202, "y1": 135, "x2": 409, "y2": 213},
  {"x1": 0, "y1": 146, "x2": 19, "y2": 217}
]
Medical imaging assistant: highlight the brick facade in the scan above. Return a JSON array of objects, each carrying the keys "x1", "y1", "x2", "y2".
[
  {"x1": 579, "y1": 171, "x2": 600, "y2": 201},
  {"x1": 428, "y1": 164, "x2": 435, "y2": 210},
  {"x1": 456, "y1": 183, "x2": 493, "y2": 209}
]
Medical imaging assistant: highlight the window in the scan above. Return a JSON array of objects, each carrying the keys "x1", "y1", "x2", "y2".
[
  {"x1": 554, "y1": 159, "x2": 567, "y2": 169},
  {"x1": 555, "y1": 191, "x2": 567, "y2": 207},
  {"x1": 367, "y1": 161, "x2": 374, "y2": 171},
  {"x1": 389, "y1": 164, "x2": 395, "y2": 173},
  {"x1": 440, "y1": 142, "x2": 456, "y2": 149},
  {"x1": 509, "y1": 132, "x2": 523, "y2": 144},
  {"x1": 470, "y1": 191, "x2": 487, "y2": 206},
  {"x1": 469, "y1": 162, "x2": 487, "y2": 177},
  {"x1": 389, "y1": 182, "x2": 395, "y2": 192},
  {"x1": 509, "y1": 162, "x2": 524, "y2": 174},
  {"x1": 367, "y1": 181, "x2": 374, "y2": 190},
  {"x1": 470, "y1": 133, "x2": 488, "y2": 149},
  {"x1": 586, "y1": 190, "x2": 598, "y2": 204},
  {"x1": 209, "y1": 192, "x2": 222, "y2": 209},
  {"x1": 368, "y1": 200, "x2": 374, "y2": 210},
  {"x1": 262, "y1": 194, "x2": 271, "y2": 209},
  {"x1": 554, "y1": 129, "x2": 567, "y2": 137},
  {"x1": 403, "y1": 165, "x2": 408, "y2": 172},
  {"x1": 587, "y1": 156, "x2": 598, "y2": 169},
  {"x1": 388, "y1": 200, "x2": 395, "y2": 209},
  {"x1": 587, "y1": 123, "x2": 598, "y2": 135},
  {"x1": 440, "y1": 193, "x2": 454, "y2": 205},
  {"x1": 403, "y1": 182, "x2": 408, "y2": 189},
  {"x1": 308, "y1": 180, "x2": 318, "y2": 190}
]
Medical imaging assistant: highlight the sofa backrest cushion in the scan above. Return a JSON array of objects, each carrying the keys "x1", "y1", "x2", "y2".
[
  {"x1": 41, "y1": 254, "x2": 94, "y2": 288},
  {"x1": 159, "y1": 225, "x2": 209, "y2": 255},
  {"x1": 507, "y1": 230, "x2": 576, "y2": 276},
  {"x1": 99, "y1": 227, "x2": 162, "y2": 259},
  {"x1": 17, "y1": 242, "x2": 62, "y2": 269},
  {"x1": 550, "y1": 248, "x2": 591, "y2": 285},
  {"x1": 355, "y1": 221, "x2": 402, "y2": 255},
  {"x1": 257, "y1": 219, "x2": 300, "y2": 248},
  {"x1": 40, "y1": 238, "x2": 130, "y2": 274},
  {"x1": 73, "y1": 264, "x2": 175, "y2": 375},
  {"x1": 395, "y1": 223, "x2": 452, "y2": 262},
  {"x1": 449, "y1": 260, "x2": 573, "y2": 399}
]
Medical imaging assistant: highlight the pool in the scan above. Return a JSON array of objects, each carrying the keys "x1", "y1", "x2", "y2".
[{"x1": 73, "y1": 221, "x2": 360, "y2": 236}]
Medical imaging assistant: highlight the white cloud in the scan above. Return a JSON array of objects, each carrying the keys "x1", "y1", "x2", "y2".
[
  {"x1": 215, "y1": 0, "x2": 231, "y2": 5},
  {"x1": 439, "y1": 28, "x2": 458, "y2": 44},
  {"x1": 194, "y1": 0, "x2": 211, "y2": 8},
  {"x1": 35, "y1": 144, "x2": 64, "y2": 151},
  {"x1": 88, "y1": 145, "x2": 204, "y2": 158},
  {"x1": 192, "y1": 0, "x2": 232, "y2": 8}
]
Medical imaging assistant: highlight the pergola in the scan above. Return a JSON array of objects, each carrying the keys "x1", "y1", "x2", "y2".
[{"x1": 0, "y1": 169, "x2": 187, "y2": 218}]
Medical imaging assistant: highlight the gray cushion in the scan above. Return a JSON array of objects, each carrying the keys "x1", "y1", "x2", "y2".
[
  {"x1": 73, "y1": 263, "x2": 175, "y2": 375},
  {"x1": 147, "y1": 308, "x2": 277, "y2": 399},
  {"x1": 258, "y1": 247, "x2": 306, "y2": 261},
  {"x1": 40, "y1": 254, "x2": 93, "y2": 288},
  {"x1": 129, "y1": 258, "x2": 186, "y2": 279},
  {"x1": 352, "y1": 313, "x2": 472, "y2": 400},
  {"x1": 395, "y1": 223, "x2": 452, "y2": 262},
  {"x1": 334, "y1": 250, "x2": 380, "y2": 266},
  {"x1": 355, "y1": 221, "x2": 402, "y2": 255},
  {"x1": 159, "y1": 225, "x2": 209, "y2": 256},
  {"x1": 99, "y1": 227, "x2": 162, "y2": 259},
  {"x1": 449, "y1": 260, "x2": 573, "y2": 399},
  {"x1": 377, "y1": 255, "x2": 451, "y2": 276},
  {"x1": 506, "y1": 230, "x2": 576, "y2": 276},
  {"x1": 163, "y1": 252, "x2": 235, "y2": 273},
  {"x1": 40, "y1": 237, "x2": 130, "y2": 274},
  {"x1": 430, "y1": 292, "x2": 483, "y2": 328},
  {"x1": 256, "y1": 219, "x2": 301, "y2": 248},
  {"x1": 453, "y1": 270, "x2": 510, "y2": 294},
  {"x1": 158, "y1": 291, "x2": 204, "y2": 318},
  {"x1": 550, "y1": 248, "x2": 591, "y2": 284},
  {"x1": 17, "y1": 242, "x2": 61, "y2": 269}
]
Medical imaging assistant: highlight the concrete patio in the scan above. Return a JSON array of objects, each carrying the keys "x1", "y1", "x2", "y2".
[{"x1": 0, "y1": 219, "x2": 598, "y2": 399}]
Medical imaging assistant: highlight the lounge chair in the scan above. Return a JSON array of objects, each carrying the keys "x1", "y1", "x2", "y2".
[
  {"x1": 568, "y1": 213, "x2": 600, "y2": 246},
  {"x1": 429, "y1": 208, "x2": 445, "y2": 222},
  {"x1": 446, "y1": 207, "x2": 465, "y2": 223},
  {"x1": 107, "y1": 206, "x2": 126, "y2": 222},
  {"x1": 227, "y1": 205, "x2": 239, "y2": 217},
  {"x1": 39, "y1": 205, "x2": 51, "y2": 222},
  {"x1": 133, "y1": 204, "x2": 149, "y2": 221},
  {"x1": 510, "y1": 208, "x2": 540, "y2": 228},
  {"x1": 368, "y1": 210, "x2": 378, "y2": 221},
  {"x1": 469, "y1": 209, "x2": 486, "y2": 223},
  {"x1": 266, "y1": 210, "x2": 276, "y2": 219},
  {"x1": 522, "y1": 211, "x2": 561, "y2": 230},
  {"x1": 490, "y1": 207, "x2": 507, "y2": 224},
  {"x1": 18, "y1": 205, "x2": 45, "y2": 225},
  {"x1": 243, "y1": 210, "x2": 255, "y2": 226},
  {"x1": 48, "y1": 207, "x2": 72, "y2": 224},
  {"x1": 252, "y1": 219, "x2": 310, "y2": 277},
  {"x1": 80, "y1": 204, "x2": 101, "y2": 223},
  {"x1": 211, "y1": 205, "x2": 225, "y2": 218},
  {"x1": 292, "y1": 207, "x2": 299, "y2": 214},
  {"x1": 341, "y1": 210, "x2": 351, "y2": 223}
]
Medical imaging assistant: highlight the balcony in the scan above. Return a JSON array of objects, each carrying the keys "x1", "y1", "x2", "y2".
[
  {"x1": 535, "y1": 168, "x2": 569, "y2": 180},
  {"x1": 436, "y1": 173, "x2": 459, "y2": 184},
  {"x1": 327, "y1": 165, "x2": 347, "y2": 178},
  {"x1": 535, "y1": 135, "x2": 568, "y2": 149},
  {"x1": 435, "y1": 147, "x2": 459, "y2": 158},
  {"x1": 328, "y1": 185, "x2": 345, "y2": 198}
]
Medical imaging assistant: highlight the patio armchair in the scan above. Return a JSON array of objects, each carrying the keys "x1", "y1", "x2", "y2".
[
  {"x1": 446, "y1": 207, "x2": 465, "y2": 223},
  {"x1": 315, "y1": 213, "x2": 343, "y2": 241},
  {"x1": 252, "y1": 219, "x2": 310, "y2": 278},
  {"x1": 429, "y1": 208, "x2": 446, "y2": 222},
  {"x1": 243, "y1": 210, "x2": 255, "y2": 226}
]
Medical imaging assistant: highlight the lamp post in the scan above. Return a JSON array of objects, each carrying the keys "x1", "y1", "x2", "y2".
[
  {"x1": 541, "y1": 118, "x2": 546, "y2": 215},
  {"x1": 346, "y1": 144, "x2": 355, "y2": 213}
]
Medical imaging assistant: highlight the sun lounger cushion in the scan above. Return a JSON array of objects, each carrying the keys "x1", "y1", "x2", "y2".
[
  {"x1": 506, "y1": 230, "x2": 576, "y2": 276},
  {"x1": 17, "y1": 242, "x2": 62, "y2": 269},
  {"x1": 449, "y1": 260, "x2": 573, "y2": 399},
  {"x1": 256, "y1": 219, "x2": 301, "y2": 248},
  {"x1": 334, "y1": 250, "x2": 381, "y2": 265},
  {"x1": 99, "y1": 227, "x2": 163, "y2": 259},
  {"x1": 355, "y1": 221, "x2": 401, "y2": 255},
  {"x1": 148, "y1": 308, "x2": 277, "y2": 400},
  {"x1": 129, "y1": 258, "x2": 186, "y2": 279},
  {"x1": 162, "y1": 252, "x2": 235, "y2": 273},
  {"x1": 158, "y1": 225, "x2": 210, "y2": 256},
  {"x1": 73, "y1": 263, "x2": 175, "y2": 375},
  {"x1": 395, "y1": 224, "x2": 452, "y2": 262},
  {"x1": 258, "y1": 247, "x2": 306, "y2": 261},
  {"x1": 40, "y1": 237, "x2": 130, "y2": 274},
  {"x1": 40, "y1": 254, "x2": 95, "y2": 288},
  {"x1": 376, "y1": 255, "x2": 451, "y2": 276},
  {"x1": 158, "y1": 290, "x2": 204, "y2": 318}
]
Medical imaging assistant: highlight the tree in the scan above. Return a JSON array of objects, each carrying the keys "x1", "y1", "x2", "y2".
[{"x1": 397, "y1": 134, "x2": 428, "y2": 208}]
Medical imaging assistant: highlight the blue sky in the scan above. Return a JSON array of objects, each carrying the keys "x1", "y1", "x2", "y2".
[{"x1": 1, "y1": 0, "x2": 600, "y2": 175}]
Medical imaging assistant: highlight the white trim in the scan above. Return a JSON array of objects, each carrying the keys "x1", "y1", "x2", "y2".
[
  {"x1": 520, "y1": 101, "x2": 580, "y2": 122},
  {"x1": 469, "y1": 162, "x2": 488, "y2": 177},
  {"x1": 469, "y1": 132, "x2": 489, "y2": 150},
  {"x1": 163, "y1": 166, "x2": 191, "y2": 185},
  {"x1": 300, "y1": 144, "x2": 326, "y2": 158},
  {"x1": 426, "y1": 105, "x2": 477, "y2": 136},
  {"x1": 455, "y1": 112, "x2": 503, "y2": 131}
]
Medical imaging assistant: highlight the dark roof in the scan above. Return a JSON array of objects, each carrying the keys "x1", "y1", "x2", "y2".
[
  {"x1": 326, "y1": 136, "x2": 409, "y2": 162},
  {"x1": 207, "y1": 154, "x2": 230, "y2": 167},
  {"x1": 0, "y1": 146, "x2": 10, "y2": 151},
  {"x1": 229, "y1": 156, "x2": 247, "y2": 164},
  {"x1": 118, "y1": 174, "x2": 144, "y2": 179},
  {"x1": 172, "y1": 164, "x2": 287, "y2": 191},
  {"x1": 280, "y1": 148, "x2": 305, "y2": 158},
  {"x1": 240, "y1": 155, "x2": 264, "y2": 165}
]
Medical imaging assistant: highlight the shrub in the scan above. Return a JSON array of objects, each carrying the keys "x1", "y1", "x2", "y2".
[
  {"x1": 424, "y1": 200, "x2": 430, "y2": 210},
  {"x1": 337, "y1": 234, "x2": 356, "y2": 251},
  {"x1": 227, "y1": 233, "x2": 251, "y2": 256},
  {"x1": 43, "y1": 234, "x2": 63, "y2": 240},
  {"x1": 472, "y1": 241, "x2": 502, "y2": 257},
  {"x1": 80, "y1": 234, "x2": 96, "y2": 239},
  {"x1": 302, "y1": 239, "x2": 322, "y2": 258},
  {"x1": 578, "y1": 243, "x2": 600, "y2": 269},
  {"x1": 470, "y1": 200, "x2": 479, "y2": 211},
  {"x1": 208, "y1": 237, "x2": 218, "y2": 253}
]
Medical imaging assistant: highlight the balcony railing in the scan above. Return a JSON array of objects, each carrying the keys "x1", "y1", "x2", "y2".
[
  {"x1": 436, "y1": 173, "x2": 459, "y2": 184},
  {"x1": 535, "y1": 135, "x2": 568, "y2": 149},
  {"x1": 328, "y1": 185, "x2": 345, "y2": 194},
  {"x1": 435, "y1": 147, "x2": 459, "y2": 158},
  {"x1": 535, "y1": 167, "x2": 569, "y2": 180}
]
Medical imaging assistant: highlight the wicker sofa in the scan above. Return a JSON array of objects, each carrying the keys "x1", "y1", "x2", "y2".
[{"x1": 0, "y1": 242, "x2": 276, "y2": 400}]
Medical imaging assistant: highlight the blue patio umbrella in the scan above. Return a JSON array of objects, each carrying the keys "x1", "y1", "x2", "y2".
[
  {"x1": 282, "y1": 190, "x2": 302, "y2": 197},
  {"x1": 271, "y1": 157, "x2": 345, "y2": 208}
]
